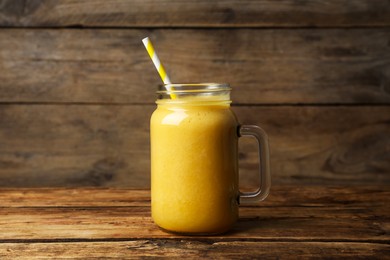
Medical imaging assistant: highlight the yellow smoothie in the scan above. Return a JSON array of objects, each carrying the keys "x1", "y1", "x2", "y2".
[{"x1": 151, "y1": 98, "x2": 239, "y2": 234}]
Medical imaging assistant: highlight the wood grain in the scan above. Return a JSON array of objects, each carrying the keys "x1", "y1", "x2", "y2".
[
  {"x1": 0, "y1": 187, "x2": 388, "y2": 260},
  {"x1": 0, "y1": 188, "x2": 151, "y2": 208},
  {"x1": 0, "y1": 0, "x2": 389, "y2": 28},
  {"x1": 0, "y1": 2, "x2": 389, "y2": 191},
  {"x1": 2, "y1": 199, "x2": 387, "y2": 240},
  {"x1": 0, "y1": 105, "x2": 388, "y2": 187},
  {"x1": 0, "y1": 29, "x2": 389, "y2": 104},
  {"x1": 1, "y1": 241, "x2": 389, "y2": 259},
  {"x1": 0, "y1": 187, "x2": 388, "y2": 241},
  {"x1": 1, "y1": 186, "x2": 388, "y2": 208}
]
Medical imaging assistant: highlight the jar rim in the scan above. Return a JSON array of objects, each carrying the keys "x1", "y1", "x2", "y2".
[{"x1": 157, "y1": 83, "x2": 231, "y2": 94}]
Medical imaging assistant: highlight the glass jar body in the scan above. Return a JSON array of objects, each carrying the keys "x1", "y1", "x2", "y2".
[{"x1": 151, "y1": 100, "x2": 239, "y2": 234}]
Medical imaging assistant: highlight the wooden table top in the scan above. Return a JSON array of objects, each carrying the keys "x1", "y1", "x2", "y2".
[{"x1": 0, "y1": 186, "x2": 389, "y2": 258}]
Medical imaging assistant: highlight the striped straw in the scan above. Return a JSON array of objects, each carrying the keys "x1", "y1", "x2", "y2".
[
  {"x1": 142, "y1": 37, "x2": 171, "y2": 84},
  {"x1": 142, "y1": 37, "x2": 177, "y2": 99}
]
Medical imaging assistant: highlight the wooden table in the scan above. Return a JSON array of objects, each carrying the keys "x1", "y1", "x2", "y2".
[{"x1": 0, "y1": 186, "x2": 389, "y2": 258}]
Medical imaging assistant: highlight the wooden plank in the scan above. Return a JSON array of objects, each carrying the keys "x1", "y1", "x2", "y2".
[
  {"x1": 1, "y1": 186, "x2": 389, "y2": 208},
  {"x1": 1, "y1": 241, "x2": 389, "y2": 259},
  {"x1": 0, "y1": 105, "x2": 389, "y2": 187},
  {"x1": 0, "y1": 104, "x2": 152, "y2": 187},
  {"x1": 0, "y1": 0, "x2": 389, "y2": 28},
  {"x1": 0, "y1": 187, "x2": 388, "y2": 241},
  {"x1": 0, "y1": 29, "x2": 389, "y2": 104},
  {"x1": 0, "y1": 188, "x2": 151, "y2": 207}
]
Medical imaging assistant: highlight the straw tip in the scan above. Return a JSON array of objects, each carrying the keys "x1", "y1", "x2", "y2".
[{"x1": 142, "y1": 37, "x2": 149, "y2": 44}]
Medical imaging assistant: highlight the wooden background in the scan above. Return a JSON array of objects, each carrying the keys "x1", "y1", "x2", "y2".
[{"x1": 0, "y1": 0, "x2": 389, "y2": 188}]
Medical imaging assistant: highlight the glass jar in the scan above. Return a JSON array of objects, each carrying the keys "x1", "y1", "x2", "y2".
[{"x1": 150, "y1": 83, "x2": 270, "y2": 235}]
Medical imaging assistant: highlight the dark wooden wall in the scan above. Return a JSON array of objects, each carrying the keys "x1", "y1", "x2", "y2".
[{"x1": 0, "y1": 0, "x2": 389, "y2": 188}]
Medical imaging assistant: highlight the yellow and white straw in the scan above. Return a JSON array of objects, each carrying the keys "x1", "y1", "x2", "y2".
[{"x1": 142, "y1": 37, "x2": 171, "y2": 85}]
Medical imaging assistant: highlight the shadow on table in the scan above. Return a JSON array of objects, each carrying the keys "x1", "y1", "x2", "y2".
[
  {"x1": 228, "y1": 216, "x2": 264, "y2": 235},
  {"x1": 227, "y1": 215, "x2": 302, "y2": 236}
]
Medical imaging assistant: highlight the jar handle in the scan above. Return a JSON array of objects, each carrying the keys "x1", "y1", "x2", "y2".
[{"x1": 238, "y1": 125, "x2": 271, "y2": 204}]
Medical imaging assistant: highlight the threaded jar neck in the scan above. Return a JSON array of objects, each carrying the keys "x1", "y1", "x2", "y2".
[{"x1": 156, "y1": 83, "x2": 231, "y2": 105}]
